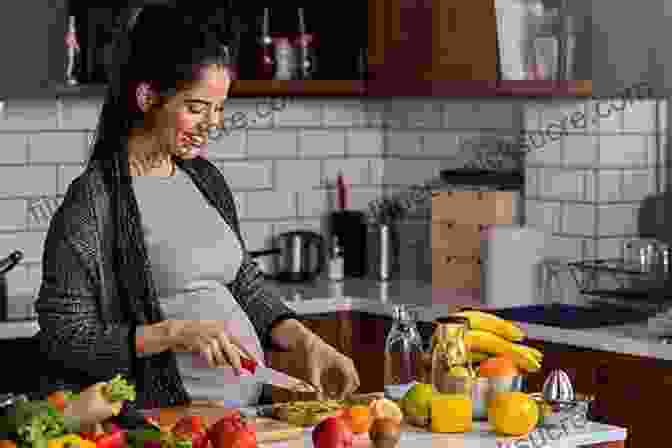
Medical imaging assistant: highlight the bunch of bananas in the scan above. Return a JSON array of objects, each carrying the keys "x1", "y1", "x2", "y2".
[{"x1": 451, "y1": 310, "x2": 544, "y2": 372}]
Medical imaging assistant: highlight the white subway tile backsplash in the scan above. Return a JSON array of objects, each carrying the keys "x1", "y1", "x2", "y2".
[
  {"x1": 216, "y1": 161, "x2": 273, "y2": 191},
  {"x1": 298, "y1": 129, "x2": 346, "y2": 158},
  {"x1": 238, "y1": 221, "x2": 274, "y2": 251},
  {"x1": 382, "y1": 159, "x2": 441, "y2": 186},
  {"x1": 369, "y1": 159, "x2": 385, "y2": 186},
  {"x1": 523, "y1": 104, "x2": 541, "y2": 130},
  {"x1": 385, "y1": 130, "x2": 423, "y2": 157},
  {"x1": 30, "y1": 132, "x2": 88, "y2": 164},
  {"x1": 596, "y1": 238, "x2": 624, "y2": 260},
  {"x1": 0, "y1": 99, "x2": 59, "y2": 131},
  {"x1": 545, "y1": 234, "x2": 584, "y2": 260},
  {"x1": 422, "y1": 130, "x2": 462, "y2": 158},
  {"x1": 525, "y1": 132, "x2": 562, "y2": 165},
  {"x1": 246, "y1": 129, "x2": 297, "y2": 158},
  {"x1": 0, "y1": 166, "x2": 56, "y2": 197},
  {"x1": 58, "y1": 165, "x2": 85, "y2": 195},
  {"x1": 0, "y1": 199, "x2": 27, "y2": 231},
  {"x1": 344, "y1": 186, "x2": 384, "y2": 213},
  {"x1": 562, "y1": 203, "x2": 596, "y2": 236},
  {"x1": 593, "y1": 101, "x2": 623, "y2": 133},
  {"x1": 525, "y1": 166, "x2": 539, "y2": 198},
  {"x1": 0, "y1": 231, "x2": 47, "y2": 263},
  {"x1": 563, "y1": 135, "x2": 598, "y2": 166},
  {"x1": 362, "y1": 100, "x2": 387, "y2": 127},
  {"x1": 322, "y1": 158, "x2": 370, "y2": 186},
  {"x1": 537, "y1": 100, "x2": 590, "y2": 134},
  {"x1": 274, "y1": 100, "x2": 323, "y2": 127},
  {"x1": 59, "y1": 98, "x2": 102, "y2": 130},
  {"x1": 598, "y1": 204, "x2": 638, "y2": 236},
  {"x1": 621, "y1": 169, "x2": 655, "y2": 202},
  {"x1": 539, "y1": 168, "x2": 582, "y2": 200},
  {"x1": 5, "y1": 265, "x2": 30, "y2": 298},
  {"x1": 346, "y1": 128, "x2": 384, "y2": 156},
  {"x1": 622, "y1": 100, "x2": 657, "y2": 133},
  {"x1": 323, "y1": 100, "x2": 365, "y2": 127},
  {"x1": 0, "y1": 134, "x2": 28, "y2": 164},
  {"x1": 525, "y1": 200, "x2": 560, "y2": 233},
  {"x1": 223, "y1": 98, "x2": 276, "y2": 129},
  {"x1": 275, "y1": 159, "x2": 321, "y2": 191},
  {"x1": 443, "y1": 101, "x2": 520, "y2": 130},
  {"x1": 598, "y1": 134, "x2": 649, "y2": 167},
  {"x1": 297, "y1": 189, "x2": 327, "y2": 218},
  {"x1": 245, "y1": 191, "x2": 296, "y2": 219},
  {"x1": 206, "y1": 130, "x2": 246, "y2": 159},
  {"x1": 597, "y1": 170, "x2": 622, "y2": 202},
  {"x1": 386, "y1": 99, "x2": 442, "y2": 129}
]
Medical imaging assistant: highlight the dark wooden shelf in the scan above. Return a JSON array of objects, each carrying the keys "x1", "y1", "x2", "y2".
[
  {"x1": 44, "y1": 79, "x2": 592, "y2": 99},
  {"x1": 229, "y1": 80, "x2": 367, "y2": 97}
]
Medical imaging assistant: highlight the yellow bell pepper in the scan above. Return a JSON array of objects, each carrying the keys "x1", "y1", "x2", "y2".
[{"x1": 46, "y1": 434, "x2": 95, "y2": 448}]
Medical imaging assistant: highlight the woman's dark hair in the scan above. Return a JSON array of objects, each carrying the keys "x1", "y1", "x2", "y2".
[{"x1": 88, "y1": 3, "x2": 232, "y2": 323}]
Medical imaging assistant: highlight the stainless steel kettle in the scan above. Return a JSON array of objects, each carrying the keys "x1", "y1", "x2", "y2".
[{"x1": 271, "y1": 231, "x2": 325, "y2": 283}]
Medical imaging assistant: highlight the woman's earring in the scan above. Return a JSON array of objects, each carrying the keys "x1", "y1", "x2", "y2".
[{"x1": 136, "y1": 82, "x2": 154, "y2": 112}]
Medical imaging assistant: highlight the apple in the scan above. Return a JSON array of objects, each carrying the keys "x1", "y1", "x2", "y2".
[{"x1": 312, "y1": 416, "x2": 353, "y2": 448}]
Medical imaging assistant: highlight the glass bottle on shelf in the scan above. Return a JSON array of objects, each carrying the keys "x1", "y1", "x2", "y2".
[
  {"x1": 65, "y1": 15, "x2": 82, "y2": 86},
  {"x1": 384, "y1": 305, "x2": 424, "y2": 393},
  {"x1": 430, "y1": 316, "x2": 474, "y2": 433},
  {"x1": 255, "y1": 7, "x2": 275, "y2": 79}
]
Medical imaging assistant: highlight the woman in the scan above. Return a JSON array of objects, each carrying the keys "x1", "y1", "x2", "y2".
[{"x1": 34, "y1": 3, "x2": 359, "y2": 411}]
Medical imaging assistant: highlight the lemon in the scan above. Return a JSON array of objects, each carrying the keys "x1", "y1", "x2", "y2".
[
  {"x1": 488, "y1": 392, "x2": 539, "y2": 436},
  {"x1": 430, "y1": 393, "x2": 472, "y2": 433},
  {"x1": 400, "y1": 383, "x2": 434, "y2": 419}
]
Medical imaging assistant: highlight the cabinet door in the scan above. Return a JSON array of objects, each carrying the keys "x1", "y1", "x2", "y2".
[
  {"x1": 368, "y1": 0, "x2": 498, "y2": 94},
  {"x1": 0, "y1": 0, "x2": 67, "y2": 98}
]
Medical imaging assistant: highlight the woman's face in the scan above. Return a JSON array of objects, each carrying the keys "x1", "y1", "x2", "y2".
[{"x1": 147, "y1": 64, "x2": 231, "y2": 160}]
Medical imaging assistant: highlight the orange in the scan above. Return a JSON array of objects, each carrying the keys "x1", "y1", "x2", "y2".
[
  {"x1": 477, "y1": 356, "x2": 518, "y2": 378},
  {"x1": 488, "y1": 392, "x2": 539, "y2": 436},
  {"x1": 369, "y1": 398, "x2": 403, "y2": 425},
  {"x1": 343, "y1": 405, "x2": 371, "y2": 434},
  {"x1": 0, "y1": 440, "x2": 17, "y2": 448}
]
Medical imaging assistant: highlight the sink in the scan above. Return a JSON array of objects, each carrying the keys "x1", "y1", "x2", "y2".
[{"x1": 488, "y1": 303, "x2": 654, "y2": 329}]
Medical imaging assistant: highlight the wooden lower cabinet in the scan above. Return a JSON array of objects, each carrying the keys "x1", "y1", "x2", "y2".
[{"x1": 526, "y1": 339, "x2": 672, "y2": 448}]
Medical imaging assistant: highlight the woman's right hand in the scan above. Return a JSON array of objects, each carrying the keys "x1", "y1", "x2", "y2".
[{"x1": 167, "y1": 320, "x2": 256, "y2": 374}]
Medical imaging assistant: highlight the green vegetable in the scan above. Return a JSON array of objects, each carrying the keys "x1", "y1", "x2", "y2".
[
  {"x1": 0, "y1": 401, "x2": 80, "y2": 448},
  {"x1": 102, "y1": 374, "x2": 136, "y2": 403},
  {"x1": 126, "y1": 428, "x2": 163, "y2": 448}
]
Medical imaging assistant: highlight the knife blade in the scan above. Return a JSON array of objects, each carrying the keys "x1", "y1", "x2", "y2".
[{"x1": 238, "y1": 356, "x2": 316, "y2": 393}]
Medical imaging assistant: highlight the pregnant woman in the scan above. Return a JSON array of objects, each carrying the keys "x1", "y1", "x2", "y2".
[{"x1": 34, "y1": 3, "x2": 359, "y2": 411}]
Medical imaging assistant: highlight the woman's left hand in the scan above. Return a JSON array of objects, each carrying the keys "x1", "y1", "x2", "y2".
[{"x1": 300, "y1": 335, "x2": 360, "y2": 401}]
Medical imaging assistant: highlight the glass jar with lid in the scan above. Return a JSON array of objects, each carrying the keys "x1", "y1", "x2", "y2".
[{"x1": 430, "y1": 316, "x2": 474, "y2": 433}]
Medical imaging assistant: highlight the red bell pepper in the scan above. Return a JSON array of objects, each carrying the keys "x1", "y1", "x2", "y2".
[{"x1": 95, "y1": 430, "x2": 126, "y2": 448}]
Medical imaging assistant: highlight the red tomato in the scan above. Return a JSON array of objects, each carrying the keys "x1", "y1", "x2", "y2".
[
  {"x1": 207, "y1": 414, "x2": 257, "y2": 448},
  {"x1": 47, "y1": 391, "x2": 67, "y2": 412},
  {"x1": 312, "y1": 416, "x2": 353, "y2": 448},
  {"x1": 173, "y1": 415, "x2": 209, "y2": 448}
]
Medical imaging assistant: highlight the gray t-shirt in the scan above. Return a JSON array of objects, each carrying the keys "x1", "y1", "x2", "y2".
[{"x1": 132, "y1": 167, "x2": 264, "y2": 407}]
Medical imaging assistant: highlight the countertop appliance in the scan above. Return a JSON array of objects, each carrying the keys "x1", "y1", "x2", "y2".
[
  {"x1": 0, "y1": 251, "x2": 23, "y2": 322},
  {"x1": 480, "y1": 225, "x2": 548, "y2": 308},
  {"x1": 252, "y1": 231, "x2": 325, "y2": 283}
]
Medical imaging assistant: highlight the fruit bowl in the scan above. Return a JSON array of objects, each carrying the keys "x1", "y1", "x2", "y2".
[{"x1": 472, "y1": 375, "x2": 524, "y2": 420}]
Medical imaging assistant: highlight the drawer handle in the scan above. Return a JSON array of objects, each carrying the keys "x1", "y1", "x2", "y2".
[
  {"x1": 477, "y1": 192, "x2": 485, "y2": 200},
  {"x1": 446, "y1": 221, "x2": 455, "y2": 229},
  {"x1": 476, "y1": 257, "x2": 481, "y2": 265},
  {"x1": 445, "y1": 256, "x2": 454, "y2": 264}
]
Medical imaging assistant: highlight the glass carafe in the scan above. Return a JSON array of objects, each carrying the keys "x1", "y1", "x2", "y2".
[
  {"x1": 430, "y1": 316, "x2": 473, "y2": 433},
  {"x1": 384, "y1": 305, "x2": 424, "y2": 391}
]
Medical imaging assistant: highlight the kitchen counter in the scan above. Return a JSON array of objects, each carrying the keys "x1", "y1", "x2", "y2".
[
  {"x1": 2, "y1": 276, "x2": 672, "y2": 363},
  {"x1": 258, "y1": 421, "x2": 626, "y2": 448}
]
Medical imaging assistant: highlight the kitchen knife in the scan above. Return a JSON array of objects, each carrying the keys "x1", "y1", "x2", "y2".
[{"x1": 233, "y1": 346, "x2": 317, "y2": 393}]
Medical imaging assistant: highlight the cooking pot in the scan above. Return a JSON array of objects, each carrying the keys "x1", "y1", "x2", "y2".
[
  {"x1": 250, "y1": 231, "x2": 325, "y2": 283},
  {"x1": 0, "y1": 251, "x2": 24, "y2": 322}
]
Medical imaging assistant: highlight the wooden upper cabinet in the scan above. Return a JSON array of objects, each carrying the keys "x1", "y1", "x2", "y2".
[
  {"x1": 368, "y1": 0, "x2": 499, "y2": 87},
  {"x1": 0, "y1": 0, "x2": 67, "y2": 98}
]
